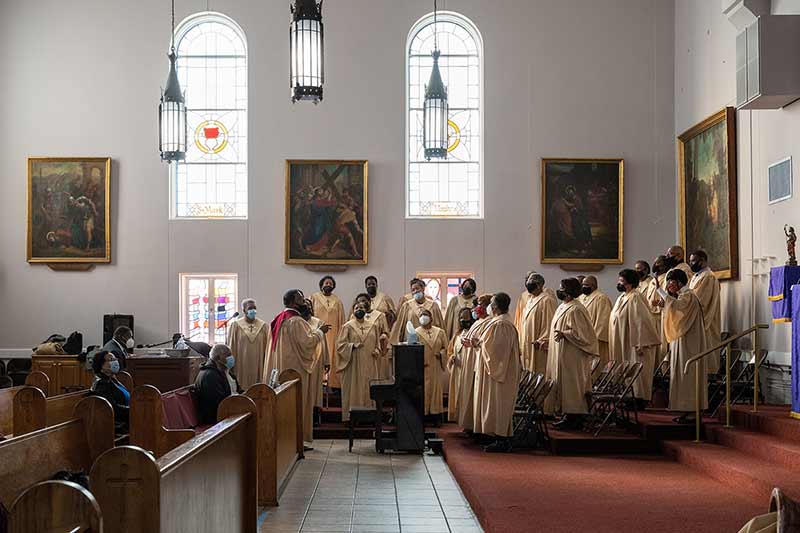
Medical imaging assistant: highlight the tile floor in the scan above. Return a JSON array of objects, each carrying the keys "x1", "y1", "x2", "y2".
[{"x1": 258, "y1": 439, "x2": 483, "y2": 533}]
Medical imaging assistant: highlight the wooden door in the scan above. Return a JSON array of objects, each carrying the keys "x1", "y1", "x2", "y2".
[{"x1": 57, "y1": 361, "x2": 83, "y2": 394}]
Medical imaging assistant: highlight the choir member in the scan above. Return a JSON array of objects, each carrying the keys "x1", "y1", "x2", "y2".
[
  {"x1": 578, "y1": 276, "x2": 612, "y2": 365},
  {"x1": 226, "y1": 298, "x2": 268, "y2": 389},
  {"x1": 444, "y1": 278, "x2": 477, "y2": 340},
  {"x1": 415, "y1": 308, "x2": 448, "y2": 420},
  {"x1": 365, "y1": 275, "x2": 397, "y2": 328},
  {"x1": 518, "y1": 273, "x2": 555, "y2": 374},
  {"x1": 311, "y1": 276, "x2": 346, "y2": 388},
  {"x1": 336, "y1": 301, "x2": 384, "y2": 422},
  {"x1": 447, "y1": 308, "x2": 475, "y2": 422},
  {"x1": 390, "y1": 279, "x2": 445, "y2": 343},
  {"x1": 688, "y1": 250, "x2": 722, "y2": 373},
  {"x1": 457, "y1": 294, "x2": 493, "y2": 432}
]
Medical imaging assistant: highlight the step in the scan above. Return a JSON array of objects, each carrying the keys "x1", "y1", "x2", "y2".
[
  {"x1": 706, "y1": 425, "x2": 800, "y2": 472},
  {"x1": 726, "y1": 405, "x2": 800, "y2": 443},
  {"x1": 662, "y1": 440, "x2": 800, "y2": 502}
]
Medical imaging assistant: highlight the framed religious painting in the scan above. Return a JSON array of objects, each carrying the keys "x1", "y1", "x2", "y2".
[
  {"x1": 285, "y1": 160, "x2": 368, "y2": 265},
  {"x1": 27, "y1": 157, "x2": 111, "y2": 264},
  {"x1": 541, "y1": 158, "x2": 624, "y2": 264},
  {"x1": 678, "y1": 107, "x2": 738, "y2": 280}
]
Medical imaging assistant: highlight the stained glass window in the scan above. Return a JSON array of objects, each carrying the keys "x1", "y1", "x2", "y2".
[
  {"x1": 171, "y1": 13, "x2": 247, "y2": 219},
  {"x1": 180, "y1": 274, "x2": 238, "y2": 345},
  {"x1": 418, "y1": 272, "x2": 474, "y2": 309},
  {"x1": 407, "y1": 13, "x2": 482, "y2": 218}
]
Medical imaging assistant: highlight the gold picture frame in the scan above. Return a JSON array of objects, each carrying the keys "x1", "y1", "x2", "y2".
[
  {"x1": 285, "y1": 159, "x2": 368, "y2": 265},
  {"x1": 541, "y1": 158, "x2": 624, "y2": 264},
  {"x1": 678, "y1": 107, "x2": 738, "y2": 281},
  {"x1": 27, "y1": 157, "x2": 111, "y2": 264}
]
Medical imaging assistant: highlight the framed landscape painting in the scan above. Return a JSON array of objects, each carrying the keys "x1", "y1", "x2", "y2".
[
  {"x1": 541, "y1": 158, "x2": 624, "y2": 264},
  {"x1": 678, "y1": 107, "x2": 738, "y2": 280},
  {"x1": 27, "y1": 157, "x2": 111, "y2": 263},
  {"x1": 285, "y1": 160, "x2": 368, "y2": 265}
]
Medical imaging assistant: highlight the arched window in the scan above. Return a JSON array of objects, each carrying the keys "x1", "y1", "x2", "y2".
[
  {"x1": 407, "y1": 12, "x2": 483, "y2": 219},
  {"x1": 171, "y1": 13, "x2": 247, "y2": 219}
]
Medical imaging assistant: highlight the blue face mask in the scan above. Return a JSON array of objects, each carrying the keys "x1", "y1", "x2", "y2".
[
  {"x1": 471, "y1": 310, "x2": 479, "y2": 320},
  {"x1": 413, "y1": 291, "x2": 425, "y2": 301},
  {"x1": 246, "y1": 309, "x2": 257, "y2": 320},
  {"x1": 109, "y1": 360, "x2": 120, "y2": 374},
  {"x1": 225, "y1": 355, "x2": 235, "y2": 369}
]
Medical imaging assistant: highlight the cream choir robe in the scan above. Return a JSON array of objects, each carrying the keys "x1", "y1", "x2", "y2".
[
  {"x1": 371, "y1": 292, "x2": 397, "y2": 322},
  {"x1": 660, "y1": 286, "x2": 708, "y2": 412},
  {"x1": 399, "y1": 293, "x2": 435, "y2": 308},
  {"x1": 348, "y1": 311, "x2": 390, "y2": 378},
  {"x1": 689, "y1": 267, "x2": 722, "y2": 372},
  {"x1": 389, "y1": 298, "x2": 445, "y2": 344},
  {"x1": 578, "y1": 290, "x2": 612, "y2": 365},
  {"x1": 444, "y1": 295, "x2": 476, "y2": 340},
  {"x1": 609, "y1": 291, "x2": 661, "y2": 401},
  {"x1": 311, "y1": 292, "x2": 346, "y2": 388},
  {"x1": 457, "y1": 317, "x2": 492, "y2": 431},
  {"x1": 472, "y1": 314, "x2": 521, "y2": 437},
  {"x1": 514, "y1": 289, "x2": 557, "y2": 330},
  {"x1": 415, "y1": 325, "x2": 448, "y2": 415},
  {"x1": 270, "y1": 316, "x2": 326, "y2": 443},
  {"x1": 518, "y1": 293, "x2": 556, "y2": 374},
  {"x1": 446, "y1": 332, "x2": 468, "y2": 422},
  {"x1": 545, "y1": 300, "x2": 599, "y2": 415},
  {"x1": 638, "y1": 276, "x2": 665, "y2": 359},
  {"x1": 226, "y1": 317, "x2": 268, "y2": 389},
  {"x1": 336, "y1": 318, "x2": 383, "y2": 421},
  {"x1": 308, "y1": 316, "x2": 329, "y2": 409}
]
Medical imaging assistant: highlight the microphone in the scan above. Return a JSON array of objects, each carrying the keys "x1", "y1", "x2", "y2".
[{"x1": 216, "y1": 311, "x2": 240, "y2": 330}]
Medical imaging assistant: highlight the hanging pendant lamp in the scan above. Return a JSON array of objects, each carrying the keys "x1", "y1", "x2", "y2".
[
  {"x1": 423, "y1": 0, "x2": 448, "y2": 160},
  {"x1": 159, "y1": 0, "x2": 187, "y2": 162},
  {"x1": 290, "y1": 0, "x2": 324, "y2": 103}
]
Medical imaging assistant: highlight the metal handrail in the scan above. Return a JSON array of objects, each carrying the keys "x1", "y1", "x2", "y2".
[{"x1": 683, "y1": 323, "x2": 769, "y2": 442}]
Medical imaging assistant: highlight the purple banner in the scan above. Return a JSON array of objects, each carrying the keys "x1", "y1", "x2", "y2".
[
  {"x1": 793, "y1": 285, "x2": 800, "y2": 418},
  {"x1": 769, "y1": 266, "x2": 800, "y2": 323}
]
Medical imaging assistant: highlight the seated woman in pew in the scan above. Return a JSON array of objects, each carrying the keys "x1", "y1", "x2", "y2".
[{"x1": 90, "y1": 350, "x2": 130, "y2": 434}]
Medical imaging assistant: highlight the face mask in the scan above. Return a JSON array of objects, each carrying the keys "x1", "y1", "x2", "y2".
[
  {"x1": 322, "y1": 286, "x2": 333, "y2": 295},
  {"x1": 354, "y1": 310, "x2": 366, "y2": 319},
  {"x1": 109, "y1": 360, "x2": 120, "y2": 374},
  {"x1": 689, "y1": 262, "x2": 702, "y2": 273},
  {"x1": 471, "y1": 310, "x2": 480, "y2": 320},
  {"x1": 419, "y1": 315, "x2": 431, "y2": 326},
  {"x1": 126, "y1": 337, "x2": 135, "y2": 349},
  {"x1": 413, "y1": 291, "x2": 425, "y2": 302},
  {"x1": 581, "y1": 286, "x2": 593, "y2": 296},
  {"x1": 556, "y1": 289, "x2": 566, "y2": 301},
  {"x1": 526, "y1": 282, "x2": 538, "y2": 293},
  {"x1": 636, "y1": 270, "x2": 647, "y2": 280},
  {"x1": 459, "y1": 319, "x2": 473, "y2": 331},
  {"x1": 616, "y1": 283, "x2": 626, "y2": 293},
  {"x1": 246, "y1": 309, "x2": 257, "y2": 320},
  {"x1": 665, "y1": 256, "x2": 678, "y2": 269},
  {"x1": 225, "y1": 355, "x2": 235, "y2": 369},
  {"x1": 366, "y1": 286, "x2": 377, "y2": 297},
  {"x1": 297, "y1": 303, "x2": 310, "y2": 315},
  {"x1": 461, "y1": 286, "x2": 474, "y2": 297}
]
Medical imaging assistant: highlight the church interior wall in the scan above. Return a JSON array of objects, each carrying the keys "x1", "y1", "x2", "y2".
[{"x1": 0, "y1": 0, "x2": 675, "y2": 350}]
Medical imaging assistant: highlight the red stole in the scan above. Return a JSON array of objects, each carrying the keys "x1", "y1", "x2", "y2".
[{"x1": 270, "y1": 309, "x2": 300, "y2": 350}]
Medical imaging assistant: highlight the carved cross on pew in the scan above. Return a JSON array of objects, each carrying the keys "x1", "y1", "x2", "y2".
[{"x1": 107, "y1": 462, "x2": 143, "y2": 524}]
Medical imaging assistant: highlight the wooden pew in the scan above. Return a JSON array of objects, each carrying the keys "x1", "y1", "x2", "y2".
[
  {"x1": 9, "y1": 480, "x2": 103, "y2": 533},
  {"x1": 129, "y1": 384, "x2": 196, "y2": 457},
  {"x1": 0, "y1": 371, "x2": 51, "y2": 439},
  {"x1": 0, "y1": 396, "x2": 114, "y2": 516},
  {"x1": 90, "y1": 395, "x2": 258, "y2": 533},
  {"x1": 12, "y1": 371, "x2": 133, "y2": 436}
]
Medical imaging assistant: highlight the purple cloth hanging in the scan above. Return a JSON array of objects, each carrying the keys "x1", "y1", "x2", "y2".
[
  {"x1": 792, "y1": 284, "x2": 800, "y2": 418},
  {"x1": 769, "y1": 266, "x2": 800, "y2": 323}
]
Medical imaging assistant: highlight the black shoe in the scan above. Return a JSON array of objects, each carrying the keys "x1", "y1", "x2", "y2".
[
  {"x1": 484, "y1": 439, "x2": 512, "y2": 453},
  {"x1": 303, "y1": 445, "x2": 314, "y2": 452}
]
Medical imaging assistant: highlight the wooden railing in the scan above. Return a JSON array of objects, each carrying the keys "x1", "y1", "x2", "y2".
[{"x1": 683, "y1": 323, "x2": 769, "y2": 442}]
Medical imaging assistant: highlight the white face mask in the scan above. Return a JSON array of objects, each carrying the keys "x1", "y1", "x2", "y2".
[
  {"x1": 419, "y1": 315, "x2": 431, "y2": 326},
  {"x1": 126, "y1": 337, "x2": 135, "y2": 349}
]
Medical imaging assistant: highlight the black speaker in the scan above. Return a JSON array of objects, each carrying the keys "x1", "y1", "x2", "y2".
[{"x1": 103, "y1": 314, "x2": 134, "y2": 345}]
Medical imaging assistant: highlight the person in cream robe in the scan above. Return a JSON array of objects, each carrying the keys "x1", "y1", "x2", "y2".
[
  {"x1": 302, "y1": 298, "x2": 329, "y2": 411},
  {"x1": 609, "y1": 269, "x2": 662, "y2": 402},
  {"x1": 578, "y1": 276, "x2": 612, "y2": 365},
  {"x1": 311, "y1": 275, "x2": 346, "y2": 389},
  {"x1": 545, "y1": 278, "x2": 599, "y2": 428},
  {"x1": 398, "y1": 277, "x2": 435, "y2": 308},
  {"x1": 226, "y1": 298, "x2": 268, "y2": 389},
  {"x1": 656, "y1": 269, "x2": 708, "y2": 421},
  {"x1": 457, "y1": 295, "x2": 493, "y2": 432},
  {"x1": 472, "y1": 293, "x2": 521, "y2": 452},
  {"x1": 336, "y1": 301, "x2": 385, "y2": 422},
  {"x1": 444, "y1": 278, "x2": 477, "y2": 340},
  {"x1": 390, "y1": 279, "x2": 445, "y2": 344},
  {"x1": 514, "y1": 271, "x2": 557, "y2": 331},
  {"x1": 349, "y1": 293, "x2": 391, "y2": 378},
  {"x1": 518, "y1": 273, "x2": 556, "y2": 374},
  {"x1": 447, "y1": 308, "x2": 474, "y2": 422},
  {"x1": 365, "y1": 275, "x2": 397, "y2": 329},
  {"x1": 688, "y1": 250, "x2": 722, "y2": 373},
  {"x1": 415, "y1": 309, "x2": 448, "y2": 417}
]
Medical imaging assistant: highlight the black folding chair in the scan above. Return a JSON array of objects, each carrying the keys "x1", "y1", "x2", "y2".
[{"x1": 587, "y1": 362, "x2": 643, "y2": 437}]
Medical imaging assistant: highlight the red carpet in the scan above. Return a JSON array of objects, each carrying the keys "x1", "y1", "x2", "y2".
[{"x1": 441, "y1": 426, "x2": 763, "y2": 533}]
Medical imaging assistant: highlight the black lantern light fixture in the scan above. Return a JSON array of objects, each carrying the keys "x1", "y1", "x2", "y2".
[
  {"x1": 423, "y1": 0, "x2": 449, "y2": 160},
  {"x1": 290, "y1": 0, "x2": 324, "y2": 103},
  {"x1": 159, "y1": 0, "x2": 187, "y2": 162}
]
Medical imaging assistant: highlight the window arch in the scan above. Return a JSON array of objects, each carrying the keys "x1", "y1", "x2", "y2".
[
  {"x1": 171, "y1": 12, "x2": 248, "y2": 219},
  {"x1": 406, "y1": 12, "x2": 483, "y2": 219}
]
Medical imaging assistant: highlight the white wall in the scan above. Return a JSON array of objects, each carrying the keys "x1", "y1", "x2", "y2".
[
  {"x1": 0, "y1": 0, "x2": 675, "y2": 348},
  {"x1": 675, "y1": 0, "x2": 799, "y2": 355}
]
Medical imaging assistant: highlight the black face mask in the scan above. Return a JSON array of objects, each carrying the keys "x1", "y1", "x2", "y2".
[
  {"x1": 581, "y1": 286, "x2": 593, "y2": 296},
  {"x1": 322, "y1": 286, "x2": 333, "y2": 295},
  {"x1": 556, "y1": 289, "x2": 566, "y2": 301},
  {"x1": 636, "y1": 270, "x2": 647, "y2": 280},
  {"x1": 689, "y1": 262, "x2": 702, "y2": 273},
  {"x1": 366, "y1": 286, "x2": 377, "y2": 296},
  {"x1": 616, "y1": 283, "x2": 626, "y2": 293},
  {"x1": 461, "y1": 286, "x2": 475, "y2": 297},
  {"x1": 526, "y1": 282, "x2": 538, "y2": 293},
  {"x1": 665, "y1": 256, "x2": 678, "y2": 269},
  {"x1": 354, "y1": 310, "x2": 366, "y2": 319},
  {"x1": 297, "y1": 304, "x2": 311, "y2": 317},
  {"x1": 459, "y1": 319, "x2": 473, "y2": 331}
]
